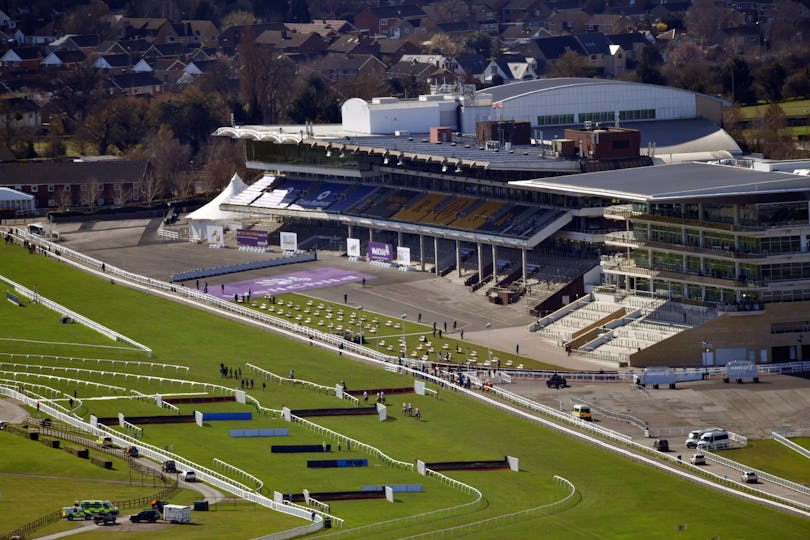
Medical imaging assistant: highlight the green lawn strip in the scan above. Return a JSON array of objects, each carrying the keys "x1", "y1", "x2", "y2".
[
  {"x1": 719, "y1": 438, "x2": 810, "y2": 483},
  {"x1": 791, "y1": 436, "x2": 810, "y2": 451},
  {"x1": 2, "y1": 243, "x2": 809, "y2": 537},
  {"x1": 738, "y1": 99, "x2": 810, "y2": 119}
]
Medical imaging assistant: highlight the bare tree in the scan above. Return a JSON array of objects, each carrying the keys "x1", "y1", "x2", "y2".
[
  {"x1": 150, "y1": 124, "x2": 192, "y2": 198},
  {"x1": 238, "y1": 31, "x2": 297, "y2": 123},
  {"x1": 80, "y1": 178, "x2": 100, "y2": 212},
  {"x1": 55, "y1": 189, "x2": 73, "y2": 212},
  {"x1": 201, "y1": 139, "x2": 246, "y2": 194},
  {"x1": 138, "y1": 167, "x2": 167, "y2": 205}
]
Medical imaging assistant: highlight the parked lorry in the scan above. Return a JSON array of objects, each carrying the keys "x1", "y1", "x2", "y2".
[{"x1": 163, "y1": 504, "x2": 191, "y2": 524}]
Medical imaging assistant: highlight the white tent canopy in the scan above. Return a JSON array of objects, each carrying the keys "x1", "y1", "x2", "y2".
[
  {"x1": 187, "y1": 173, "x2": 248, "y2": 241},
  {"x1": 0, "y1": 186, "x2": 35, "y2": 214}
]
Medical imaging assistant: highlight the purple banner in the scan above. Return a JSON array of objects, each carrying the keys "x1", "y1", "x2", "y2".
[
  {"x1": 215, "y1": 267, "x2": 375, "y2": 298},
  {"x1": 237, "y1": 229, "x2": 268, "y2": 247},
  {"x1": 367, "y1": 241, "x2": 393, "y2": 262}
]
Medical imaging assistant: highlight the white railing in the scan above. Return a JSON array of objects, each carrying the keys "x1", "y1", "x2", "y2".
[
  {"x1": 288, "y1": 414, "x2": 414, "y2": 471},
  {"x1": 772, "y1": 432, "x2": 810, "y2": 460},
  {"x1": 0, "y1": 273, "x2": 152, "y2": 356},
  {"x1": 317, "y1": 468, "x2": 484, "y2": 539},
  {"x1": 0, "y1": 352, "x2": 188, "y2": 373},
  {"x1": 703, "y1": 451, "x2": 810, "y2": 497},
  {"x1": 401, "y1": 475, "x2": 578, "y2": 540},
  {"x1": 0, "y1": 385, "x2": 339, "y2": 528},
  {"x1": 158, "y1": 227, "x2": 180, "y2": 240},
  {"x1": 213, "y1": 458, "x2": 264, "y2": 492},
  {"x1": 245, "y1": 364, "x2": 358, "y2": 406}
]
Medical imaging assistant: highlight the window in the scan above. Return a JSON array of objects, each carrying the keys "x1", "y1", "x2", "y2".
[
  {"x1": 81, "y1": 184, "x2": 88, "y2": 192},
  {"x1": 97, "y1": 183, "x2": 104, "y2": 192},
  {"x1": 31, "y1": 185, "x2": 38, "y2": 192},
  {"x1": 64, "y1": 185, "x2": 71, "y2": 192},
  {"x1": 48, "y1": 184, "x2": 55, "y2": 192}
]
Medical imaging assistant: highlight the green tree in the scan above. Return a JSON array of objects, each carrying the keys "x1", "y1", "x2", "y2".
[
  {"x1": 462, "y1": 32, "x2": 496, "y2": 58},
  {"x1": 782, "y1": 69, "x2": 810, "y2": 100},
  {"x1": 152, "y1": 86, "x2": 227, "y2": 154},
  {"x1": 756, "y1": 62, "x2": 787, "y2": 102},
  {"x1": 287, "y1": 74, "x2": 340, "y2": 124},
  {"x1": 721, "y1": 57, "x2": 756, "y2": 104}
]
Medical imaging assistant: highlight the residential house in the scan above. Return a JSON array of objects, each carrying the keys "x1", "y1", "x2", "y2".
[
  {"x1": 376, "y1": 37, "x2": 421, "y2": 62},
  {"x1": 0, "y1": 160, "x2": 153, "y2": 209},
  {"x1": 387, "y1": 59, "x2": 442, "y2": 82},
  {"x1": 544, "y1": 9, "x2": 589, "y2": 34},
  {"x1": 455, "y1": 54, "x2": 489, "y2": 83},
  {"x1": 584, "y1": 14, "x2": 633, "y2": 34},
  {"x1": 500, "y1": 0, "x2": 548, "y2": 24},
  {"x1": 328, "y1": 33, "x2": 379, "y2": 55},
  {"x1": 95, "y1": 39, "x2": 150, "y2": 56},
  {"x1": 0, "y1": 9, "x2": 15, "y2": 29},
  {"x1": 607, "y1": 32, "x2": 651, "y2": 62},
  {"x1": 482, "y1": 54, "x2": 538, "y2": 83},
  {"x1": 576, "y1": 32, "x2": 623, "y2": 76},
  {"x1": 0, "y1": 46, "x2": 43, "y2": 70},
  {"x1": 120, "y1": 18, "x2": 171, "y2": 43},
  {"x1": 0, "y1": 97, "x2": 41, "y2": 129},
  {"x1": 285, "y1": 20, "x2": 353, "y2": 39},
  {"x1": 48, "y1": 34, "x2": 100, "y2": 56},
  {"x1": 354, "y1": 5, "x2": 428, "y2": 38},
  {"x1": 40, "y1": 50, "x2": 87, "y2": 70},
  {"x1": 524, "y1": 35, "x2": 585, "y2": 74},
  {"x1": 304, "y1": 53, "x2": 387, "y2": 83},
  {"x1": 254, "y1": 30, "x2": 329, "y2": 55},
  {"x1": 142, "y1": 43, "x2": 189, "y2": 59},
  {"x1": 20, "y1": 19, "x2": 58, "y2": 45},
  {"x1": 165, "y1": 20, "x2": 220, "y2": 47},
  {"x1": 106, "y1": 72, "x2": 163, "y2": 96},
  {"x1": 94, "y1": 53, "x2": 134, "y2": 71},
  {"x1": 217, "y1": 23, "x2": 286, "y2": 49}
]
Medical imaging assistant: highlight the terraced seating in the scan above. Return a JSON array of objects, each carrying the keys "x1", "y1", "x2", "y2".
[
  {"x1": 363, "y1": 189, "x2": 422, "y2": 219},
  {"x1": 330, "y1": 185, "x2": 379, "y2": 214},
  {"x1": 451, "y1": 200, "x2": 505, "y2": 230},
  {"x1": 228, "y1": 174, "x2": 277, "y2": 206},
  {"x1": 287, "y1": 182, "x2": 351, "y2": 210},
  {"x1": 393, "y1": 193, "x2": 449, "y2": 222},
  {"x1": 424, "y1": 196, "x2": 477, "y2": 226}
]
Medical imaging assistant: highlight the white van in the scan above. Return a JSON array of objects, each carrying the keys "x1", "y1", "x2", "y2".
[
  {"x1": 685, "y1": 427, "x2": 723, "y2": 448},
  {"x1": 697, "y1": 430, "x2": 730, "y2": 450}
]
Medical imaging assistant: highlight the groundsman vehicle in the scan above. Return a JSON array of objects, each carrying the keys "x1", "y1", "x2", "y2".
[
  {"x1": 572, "y1": 404, "x2": 592, "y2": 420},
  {"x1": 78, "y1": 500, "x2": 119, "y2": 519}
]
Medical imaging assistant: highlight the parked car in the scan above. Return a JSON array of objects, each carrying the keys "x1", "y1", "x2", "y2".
[
  {"x1": 96, "y1": 436, "x2": 113, "y2": 448},
  {"x1": 653, "y1": 439, "x2": 670, "y2": 452},
  {"x1": 546, "y1": 373, "x2": 567, "y2": 389},
  {"x1": 689, "y1": 453, "x2": 706, "y2": 465},
  {"x1": 124, "y1": 445, "x2": 139, "y2": 458},
  {"x1": 94, "y1": 513, "x2": 117, "y2": 526},
  {"x1": 180, "y1": 470, "x2": 196, "y2": 482},
  {"x1": 130, "y1": 509, "x2": 160, "y2": 523},
  {"x1": 61, "y1": 505, "x2": 88, "y2": 520},
  {"x1": 741, "y1": 471, "x2": 758, "y2": 483},
  {"x1": 161, "y1": 460, "x2": 177, "y2": 473}
]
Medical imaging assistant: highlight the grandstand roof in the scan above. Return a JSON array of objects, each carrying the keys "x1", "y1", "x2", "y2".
[{"x1": 512, "y1": 162, "x2": 810, "y2": 202}]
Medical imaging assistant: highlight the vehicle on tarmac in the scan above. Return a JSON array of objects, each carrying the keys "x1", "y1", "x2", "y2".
[
  {"x1": 689, "y1": 453, "x2": 706, "y2": 465},
  {"x1": 685, "y1": 427, "x2": 723, "y2": 448},
  {"x1": 94, "y1": 513, "x2": 117, "y2": 526},
  {"x1": 697, "y1": 430, "x2": 730, "y2": 450},
  {"x1": 130, "y1": 509, "x2": 161, "y2": 523},
  {"x1": 741, "y1": 471, "x2": 758, "y2": 483},
  {"x1": 124, "y1": 445, "x2": 139, "y2": 458},
  {"x1": 61, "y1": 505, "x2": 88, "y2": 520},
  {"x1": 96, "y1": 436, "x2": 114, "y2": 448},
  {"x1": 653, "y1": 439, "x2": 670, "y2": 452},
  {"x1": 73, "y1": 500, "x2": 119, "y2": 520},
  {"x1": 162, "y1": 460, "x2": 177, "y2": 473},
  {"x1": 572, "y1": 404, "x2": 592, "y2": 420},
  {"x1": 180, "y1": 470, "x2": 197, "y2": 482},
  {"x1": 547, "y1": 373, "x2": 567, "y2": 389}
]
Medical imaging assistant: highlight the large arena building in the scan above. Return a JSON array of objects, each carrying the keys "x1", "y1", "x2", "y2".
[{"x1": 211, "y1": 78, "x2": 810, "y2": 368}]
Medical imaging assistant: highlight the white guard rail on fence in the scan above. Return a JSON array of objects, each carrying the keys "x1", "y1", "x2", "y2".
[
  {"x1": 772, "y1": 432, "x2": 810, "y2": 460},
  {"x1": 0, "y1": 386, "x2": 338, "y2": 529},
  {"x1": 704, "y1": 450, "x2": 810, "y2": 497}
]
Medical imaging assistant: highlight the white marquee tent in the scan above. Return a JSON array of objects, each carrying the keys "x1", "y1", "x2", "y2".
[
  {"x1": 187, "y1": 173, "x2": 248, "y2": 241},
  {"x1": 0, "y1": 187, "x2": 35, "y2": 215}
]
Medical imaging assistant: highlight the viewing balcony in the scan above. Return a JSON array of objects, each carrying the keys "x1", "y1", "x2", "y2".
[{"x1": 600, "y1": 255, "x2": 765, "y2": 289}]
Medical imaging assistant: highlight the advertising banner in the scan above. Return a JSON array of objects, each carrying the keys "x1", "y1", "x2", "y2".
[
  {"x1": 347, "y1": 237, "x2": 360, "y2": 258},
  {"x1": 396, "y1": 246, "x2": 411, "y2": 266},
  {"x1": 206, "y1": 225, "x2": 224, "y2": 245},
  {"x1": 237, "y1": 229, "x2": 268, "y2": 247},
  {"x1": 280, "y1": 231, "x2": 298, "y2": 251},
  {"x1": 368, "y1": 241, "x2": 393, "y2": 262}
]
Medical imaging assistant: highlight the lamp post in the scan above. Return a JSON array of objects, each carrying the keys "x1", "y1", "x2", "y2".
[
  {"x1": 485, "y1": 322, "x2": 492, "y2": 365},
  {"x1": 357, "y1": 306, "x2": 363, "y2": 344},
  {"x1": 400, "y1": 314, "x2": 407, "y2": 362},
  {"x1": 701, "y1": 339, "x2": 712, "y2": 379}
]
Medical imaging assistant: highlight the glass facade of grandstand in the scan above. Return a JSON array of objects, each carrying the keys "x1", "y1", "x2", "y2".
[
  {"x1": 538, "y1": 109, "x2": 655, "y2": 126},
  {"x1": 603, "y1": 200, "x2": 810, "y2": 305}
]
